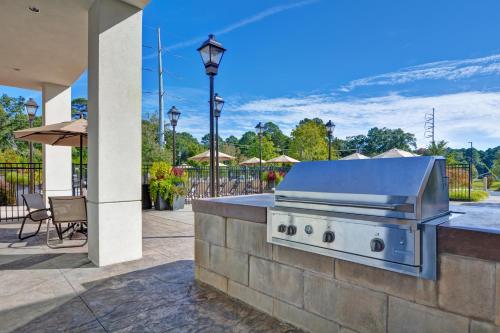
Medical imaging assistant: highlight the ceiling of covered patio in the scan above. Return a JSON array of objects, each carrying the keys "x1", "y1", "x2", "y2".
[{"x1": 0, "y1": 0, "x2": 149, "y2": 91}]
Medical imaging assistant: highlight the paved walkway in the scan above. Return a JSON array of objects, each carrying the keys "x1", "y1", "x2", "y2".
[{"x1": 0, "y1": 206, "x2": 302, "y2": 333}]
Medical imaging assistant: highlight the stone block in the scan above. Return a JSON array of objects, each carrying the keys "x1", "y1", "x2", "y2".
[
  {"x1": 273, "y1": 299, "x2": 340, "y2": 333},
  {"x1": 194, "y1": 213, "x2": 225, "y2": 246},
  {"x1": 273, "y1": 245, "x2": 334, "y2": 276},
  {"x1": 194, "y1": 239, "x2": 209, "y2": 268},
  {"x1": 335, "y1": 259, "x2": 436, "y2": 306},
  {"x1": 197, "y1": 267, "x2": 227, "y2": 292},
  {"x1": 227, "y1": 218, "x2": 272, "y2": 259},
  {"x1": 496, "y1": 264, "x2": 500, "y2": 325},
  {"x1": 471, "y1": 320, "x2": 500, "y2": 333},
  {"x1": 304, "y1": 272, "x2": 386, "y2": 333},
  {"x1": 388, "y1": 296, "x2": 469, "y2": 333},
  {"x1": 228, "y1": 280, "x2": 273, "y2": 315},
  {"x1": 249, "y1": 256, "x2": 304, "y2": 307},
  {"x1": 439, "y1": 254, "x2": 495, "y2": 321},
  {"x1": 210, "y1": 245, "x2": 249, "y2": 285}
]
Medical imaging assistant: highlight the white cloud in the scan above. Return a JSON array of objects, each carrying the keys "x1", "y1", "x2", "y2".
[
  {"x1": 231, "y1": 91, "x2": 500, "y2": 149},
  {"x1": 342, "y1": 54, "x2": 500, "y2": 91},
  {"x1": 164, "y1": 0, "x2": 318, "y2": 51}
]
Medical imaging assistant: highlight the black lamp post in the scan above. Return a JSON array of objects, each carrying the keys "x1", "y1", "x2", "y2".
[
  {"x1": 325, "y1": 120, "x2": 335, "y2": 161},
  {"x1": 198, "y1": 34, "x2": 226, "y2": 197},
  {"x1": 167, "y1": 106, "x2": 181, "y2": 166},
  {"x1": 214, "y1": 93, "x2": 224, "y2": 196},
  {"x1": 24, "y1": 98, "x2": 38, "y2": 193},
  {"x1": 255, "y1": 122, "x2": 265, "y2": 193}
]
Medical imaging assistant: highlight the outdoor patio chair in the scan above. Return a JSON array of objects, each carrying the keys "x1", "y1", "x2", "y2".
[
  {"x1": 18, "y1": 193, "x2": 50, "y2": 240},
  {"x1": 228, "y1": 179, "x2": 240, "y2": 195},
  {"x1": 46, "y1": 196, "x2": 88, "y2": 249}
]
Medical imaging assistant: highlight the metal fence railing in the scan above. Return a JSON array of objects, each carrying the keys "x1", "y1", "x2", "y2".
[
  {"x1": 1, "y1": 161, "x2": 474, "y2": 220},
  {"x1": 447, "y1": 163, "x2": 472, "y2": 201},
  {"x1": 0, "y1": 163, "x2": 43, "y2": 221}
]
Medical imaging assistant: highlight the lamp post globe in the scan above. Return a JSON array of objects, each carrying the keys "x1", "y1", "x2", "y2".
[
  {"x1": 255, "y1": 122, "x2": 265, "y2": 193},
  {"x1": 168, "y1": 106, "x2": 181, "y2": 166},
  {"x1": 214, "y1": 93, "x2": 224, "y2": 196},
  {"x1": 198, "y1": 34, "x2": 225, "y2": 197},
  {"x1": 24, "y1": 98, "x2": 38, "y2": 193},
  {"x1": 325, "y1": 120, "x2": 335, "y2": 160}
]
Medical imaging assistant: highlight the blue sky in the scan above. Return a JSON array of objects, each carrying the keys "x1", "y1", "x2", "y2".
[{"x1": 2, "y1": 0, "x2": 500, "y2": 149}]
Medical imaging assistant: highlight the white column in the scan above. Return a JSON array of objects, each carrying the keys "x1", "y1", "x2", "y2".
[
  {"x1": 87, "y1": 0, "x2": 143, "y2": 266},
  {"x1": 42, "y1": 84, "x2": 73, "y2": 202}
]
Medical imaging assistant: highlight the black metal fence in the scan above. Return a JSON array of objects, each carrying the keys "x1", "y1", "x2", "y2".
[
  {"x1": 0, "y1": 163, "x2": 43, "y2": 221},
  {"x1": 447, "y1": 163, "x2": 472, "y2": 201},
  {"x1": 1, "y1": 161, "x2": 474, "y2": 221}
]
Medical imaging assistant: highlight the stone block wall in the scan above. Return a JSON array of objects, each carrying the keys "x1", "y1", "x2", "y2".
[{"x1": 194, "y1": 212, "x2": 500, "y2": 333}]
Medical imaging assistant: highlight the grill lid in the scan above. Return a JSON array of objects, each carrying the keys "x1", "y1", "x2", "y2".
[{"x1": 275, "y1": 156, "x2": 449, "y2": 220}]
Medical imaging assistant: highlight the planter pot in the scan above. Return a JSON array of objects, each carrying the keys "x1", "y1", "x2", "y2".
[
  {"x1": 154, "y1": 194, "x2": 169, "y2": 211},
  {"x1": 142, "y1": 184, "x2": 152, "y2": 210},
  {"x1": 168, "y1": 196, "x2": 185, "y2": 211}
]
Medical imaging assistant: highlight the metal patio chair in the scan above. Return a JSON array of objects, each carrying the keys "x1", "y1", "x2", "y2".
[
  {"x1": 18, "y1": 193, "x2": 50, "y2": 240},
  {"x1": 47, "y1": 196, "x2": 88, "y2": 248}
]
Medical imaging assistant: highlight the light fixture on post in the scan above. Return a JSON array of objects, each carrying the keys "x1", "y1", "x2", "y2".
[
  {"x1": 198, "y1": 34, "x2": 226, "y2": 197},
  {"x1": 214, "y1": 93, "x2": 224, "y2": 196},
  {"x1": 167, "y1": 106, "x2": 181, "y2": 166},
  {"x1": 325, "y1": 120, "x2": 335, "y2": 161},
  {"x1": 24, "y1": 98, "x2": 38, "y2": 193},
  {"x1": 255, "y1": 122, "x2": 265, "y2": 193}
]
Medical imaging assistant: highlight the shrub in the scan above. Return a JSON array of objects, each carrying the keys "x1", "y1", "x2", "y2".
[
  {"x1": 449, "y1": 189, "x2": 489, "y2": 202},
  {"x1": 149, "y1": 162, "x2": 188, "y2": 205},
  {"x1": 0, "y1": 179, "x2": 16, "y2": 205}
]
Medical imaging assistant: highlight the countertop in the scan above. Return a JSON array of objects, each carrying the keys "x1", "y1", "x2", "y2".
[{"x1": 193, "y1": 194, "x2": 500, "y2": 261}]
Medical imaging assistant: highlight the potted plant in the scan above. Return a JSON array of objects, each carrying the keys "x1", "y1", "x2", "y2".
[
  {"x1": 149, "y1": 162, "x2": 188, "y2": 210},
  {"x1": 264, "y1": 170, "x2": 286, "y2": 191}
]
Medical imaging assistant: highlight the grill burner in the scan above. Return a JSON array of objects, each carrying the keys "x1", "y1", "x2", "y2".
[{"x1": 267, "y1": 156, "x2": 450, "y2": 280}]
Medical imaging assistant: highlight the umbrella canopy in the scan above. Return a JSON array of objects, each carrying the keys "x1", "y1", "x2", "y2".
[
  {"x1": 340, "y1": 152, "x2": 370, "y2": 160},
  {"x1": 14, "y1": 119, "x2": 87, "y2": 147},
  {"x1": 373, "y1": 148, "x2": 417, "y2": 159},
  {"x1": 188, "y1": 150, "x2": 235, "y2": 162},
  {"x1": 267, "y1": 155, "x2": 300, "y2": 164},
  {"x1": 239, "y1": 157, "x2": 266, "y2": 166}
]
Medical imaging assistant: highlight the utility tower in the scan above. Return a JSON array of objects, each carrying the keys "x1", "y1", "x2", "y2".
[
  {"x1": 157, "y1": 27, "x2": 165, "y2": 147},
  {"x1": 424, "y1": 108, "x2": 435, "y2": 144}
]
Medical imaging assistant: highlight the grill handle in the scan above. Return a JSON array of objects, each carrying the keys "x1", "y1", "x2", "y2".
[{"x1": 275, "y1": 197, "x2": 414, "y2": 213}]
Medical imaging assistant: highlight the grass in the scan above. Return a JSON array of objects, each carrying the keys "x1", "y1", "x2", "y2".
[
  {"x1": 449, "y1": 189, "x2": 489, "y2": 202},
  {"x1": 472, "y1": 179, "x2": 500, "y2": 191}
]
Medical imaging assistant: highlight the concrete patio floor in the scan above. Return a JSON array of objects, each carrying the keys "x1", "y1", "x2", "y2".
[{"x1": 0, "y1": 206, "x2": 302, "y2": 333}]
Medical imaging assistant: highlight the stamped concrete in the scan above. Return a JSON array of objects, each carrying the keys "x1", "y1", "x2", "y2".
[{"x1": 0, "y1": 206, "x2": 303, "y2": 333}]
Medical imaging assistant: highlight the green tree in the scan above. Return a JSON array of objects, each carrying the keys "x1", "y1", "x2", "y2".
[
  {"x1": 289, "y1": 119, "x2": 329, "y2": 161},
  {"x1": 71, "y1": 97, "x2": 88, "y2": 119},
  {"x1": 425, "y1": 140, "x2": 449, "y2": 156},
  {"x1": 264, "y1": 122, "x2": 289, "y2": 153},
  {"x1": 247, "y1": 135, "x2": 276, "y2": 160},
  {"x1": 344, "y1": 127, "x2": 416, "y2": 156},
  {"x1": 238, "y1": 131, "x2": 258, "y2": 157}
]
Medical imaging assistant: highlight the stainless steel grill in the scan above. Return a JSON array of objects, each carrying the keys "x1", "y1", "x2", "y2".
[{"x1": 267, "y1": 156, "x2": 450, "y2": 280}]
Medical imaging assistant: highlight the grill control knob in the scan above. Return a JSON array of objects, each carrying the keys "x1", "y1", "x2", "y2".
[
  {"x1": 322, "y1": 231, "x2": 335, "y2": 243},
  {"x1": 278, "y1": 224, "x2": 287, "y2": 233},
  {"x1": 370, "y1": 238, "x2": 385, "y2": 252},
  {"x1": 286, "y1": 225, "x2": 297, "y2": 236}
]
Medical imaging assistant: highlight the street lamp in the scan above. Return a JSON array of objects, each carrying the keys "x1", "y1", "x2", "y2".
[
  {"x1": 24, "y1": 98, "x2": 38, "y2": 193},
  {"x1": 255, "y1": 122, "x2": 265, "y2": 193},
  {"x1": 167, "y1": 106, "x2": 181, "y2": 166},
  {"x1": 214, "y1": 93, "x2": 224, "y2": 196},
  {"x1": 325, "y1": 120, "x2": 335, "y2": 161},
  {"x1": 198, "y1": 34, "x2": 226, "y2": 197}
]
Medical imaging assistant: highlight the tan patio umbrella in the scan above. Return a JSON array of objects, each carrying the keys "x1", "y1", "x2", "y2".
[
  {"x1": 14, "y1": 118, "x2": 88, "y2": 189},
  {"x1": 239, "y1": 157, "x2": 266, "y2": 166},
  {"x1": 373, "y1": 148, "x2": 417, "y2": 159},
  {"x1": 267, "y1": 155, "x2": 300, "y2": 164},
  {"x1": 188, "y1": 150, "x2": 235, "y2": 162},
  {"x1": 340, "y1": 152, "x2": 370, "y2": 160}
]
